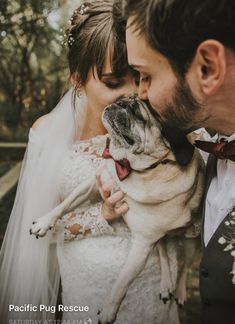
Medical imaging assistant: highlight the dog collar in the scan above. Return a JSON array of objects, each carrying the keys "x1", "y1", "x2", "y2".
[{"x1": 102, "y1": 138, "x2": 131, "y2": 181}]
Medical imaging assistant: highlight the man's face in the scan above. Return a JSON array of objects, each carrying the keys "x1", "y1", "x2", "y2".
[{"x1": 126, "y1": 19, "x2": 209, "y2": 133}]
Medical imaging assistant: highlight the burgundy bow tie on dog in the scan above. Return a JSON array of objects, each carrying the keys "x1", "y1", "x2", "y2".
[
  {"x1": 102, "y1": 138, "x2": 131, "y2": 181},
  {"x1": 194, "y1": 139, "x2": 235, "y2": 162}
]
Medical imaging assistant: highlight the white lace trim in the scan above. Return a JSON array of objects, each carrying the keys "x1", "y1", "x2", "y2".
[
  {"x1": 55, "y1": 134, "x2": 114, "y2": 241},
  {"x1": 59, "y1": 135, "x2": 107, "y2": 200},
  {"x1": 58, "y1": 202, "x2": 114, "y2": 241}
]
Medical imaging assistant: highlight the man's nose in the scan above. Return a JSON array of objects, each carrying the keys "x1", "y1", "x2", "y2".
[
  {"x1": 138, "y1": 82, "x2": 148, "y2": 100},
  {"x1": 124, "y1": 80, "x2": 139, "y2": 96}
]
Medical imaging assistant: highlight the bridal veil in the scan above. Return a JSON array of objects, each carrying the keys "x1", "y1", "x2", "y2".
[{"x1": 0, "y1": 88, "x2": 86, "y2": 321}]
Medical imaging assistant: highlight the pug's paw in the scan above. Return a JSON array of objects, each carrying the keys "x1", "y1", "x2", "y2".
[
  {"x1": 159, "y1": 289, "x2": 173, "y2": 304},
  {"x1": 159, "y1": 272, "x2": 174, "y2": 304},
  {"x1": 97, "y1": 302, "x2": 119, "y2": 324},
  {"x1": 29, "y1": 215, "x2": 55, "y2": 238},
  {"x1": 174, "y1": 284, "x2": 187, "y2": 307}
]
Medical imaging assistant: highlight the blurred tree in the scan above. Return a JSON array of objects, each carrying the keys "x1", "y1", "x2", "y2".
[{"x1": 0, "y1": 0, "x2": 69, "y2": 135}]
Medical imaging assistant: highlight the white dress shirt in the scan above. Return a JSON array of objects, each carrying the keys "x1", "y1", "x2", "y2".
[{"x1": 204, "y1": 133, "x2": 235, "y2": 246}]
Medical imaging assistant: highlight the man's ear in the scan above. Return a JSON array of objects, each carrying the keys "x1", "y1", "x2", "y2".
[
  {"x1": 161, "y1": 126, "x2": 195, "y2": 166},
  {"x1": 195, "y1": 40, "x2": 226, "y2": 96}
]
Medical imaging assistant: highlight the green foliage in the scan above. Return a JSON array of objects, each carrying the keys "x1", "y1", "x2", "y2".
[{"x1": 0, "y1": 0, "x2": 69, "y2": 131}]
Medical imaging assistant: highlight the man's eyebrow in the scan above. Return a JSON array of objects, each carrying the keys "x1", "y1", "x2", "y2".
[
  {"x1": 101, "y1": 73, "x2": 115, "y2": 77},
  {"x1": 129, "y1": 64, "x2": 144, "y2": 70}
]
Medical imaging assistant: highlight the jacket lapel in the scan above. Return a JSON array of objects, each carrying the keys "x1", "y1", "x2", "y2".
[{"x1": 201, "y1": 154, "x2": 217, "y2": 248}]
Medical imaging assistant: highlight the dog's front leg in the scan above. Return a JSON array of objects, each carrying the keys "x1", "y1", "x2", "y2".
[
  {"x1": 30, "y1": 176, "x2": 96, "y2": 238},
  {"x1": 98, "y1": 237, "x2": 154, "y2": 324},
  {"x1": 175, "y1": 237, "x2": 197, "y2": 306},
  {"x1": 157, "y1": 239, "x2": 174, "y2": 303}
]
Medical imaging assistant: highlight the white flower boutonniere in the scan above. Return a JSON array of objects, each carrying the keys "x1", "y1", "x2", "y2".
[{"x1": 218, "y1": 208, "x2": 235, "y2": 284}]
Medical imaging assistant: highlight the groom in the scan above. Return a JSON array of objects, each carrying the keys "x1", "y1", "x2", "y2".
[{"x1": 97, "y1": 1, "x2": 235, "y2": 324}]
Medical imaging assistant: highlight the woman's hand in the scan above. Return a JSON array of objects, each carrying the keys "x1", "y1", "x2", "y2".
[{"x1": 96, "y1": 162, "x2": 129, "y2": 222}]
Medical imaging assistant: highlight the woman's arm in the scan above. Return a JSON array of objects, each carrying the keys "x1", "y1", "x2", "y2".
[{"x1": 58, "y1": 201, "x2": 115, "y2": 241}]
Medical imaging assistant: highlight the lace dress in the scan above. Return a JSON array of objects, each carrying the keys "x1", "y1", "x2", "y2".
[{"x1": 55, "y1": 135, "x2": 180, "y2": 324}]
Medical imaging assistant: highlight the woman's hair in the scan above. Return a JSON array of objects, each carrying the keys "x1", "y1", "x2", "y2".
[{"x1": 65, "y1": 0, "x2": 129, "y2": 90}]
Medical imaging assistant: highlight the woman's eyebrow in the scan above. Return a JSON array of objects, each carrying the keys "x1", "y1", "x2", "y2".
[{"x1": 101, "y1": 73, "x2": 126, "y2": 79}]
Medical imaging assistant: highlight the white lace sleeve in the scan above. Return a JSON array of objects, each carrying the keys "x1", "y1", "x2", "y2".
[
  {"x1": 57, "y1": 202, "x2": 114, "y2": 241},
  {"x1": 52, "y1": 134, "x2": 114, "y2": 242}
]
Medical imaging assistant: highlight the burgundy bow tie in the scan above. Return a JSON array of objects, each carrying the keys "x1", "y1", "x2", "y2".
[
  {"x1": 102, "y1": 138, "x2": 132, "y2": 181},
  {"x1": 194, "y1": 139, "x2": 235, "y2": 162}
]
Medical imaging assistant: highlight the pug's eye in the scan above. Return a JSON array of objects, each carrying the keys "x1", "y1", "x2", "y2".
[{"x1": 134, "y1": 107, "x2": 144, "y2": 120}]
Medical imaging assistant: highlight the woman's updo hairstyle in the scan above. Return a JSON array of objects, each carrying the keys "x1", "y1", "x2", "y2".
[{"x1": 65, "y1": 0, "x2": 129, "y2": 91}]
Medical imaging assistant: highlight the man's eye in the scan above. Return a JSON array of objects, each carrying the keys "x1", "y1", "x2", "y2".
[
  {"x1": 140, "y1": 75, "x2": 150, "y2": 83},
  {"x1": 132, "y1": 70, "x2": 140, "y2": 86}
]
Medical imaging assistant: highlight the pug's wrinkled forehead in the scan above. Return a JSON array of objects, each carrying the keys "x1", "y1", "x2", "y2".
[
  {"x1": 107, "y1": 95, "x2": 159, "y2": 124},
  {"x1": 102, "y1": 95, "x2": 170, "y2": 169},
  {"x1": 103, "y1": 95, "x2": 161, "y2": 127},
  {"x1": 102, "y1": 95, "x2": 162, "y2": 148}
]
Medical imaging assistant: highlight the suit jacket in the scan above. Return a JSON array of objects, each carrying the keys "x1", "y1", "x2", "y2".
[{"x1": 200, "y1": 155, "x2": 235, "y2": 324}]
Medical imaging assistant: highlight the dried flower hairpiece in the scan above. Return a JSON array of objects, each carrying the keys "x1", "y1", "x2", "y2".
[
  {"x1": 79, "y1": 3, "x2": 89, "y2": 15},
  {"x1": 218, "y1": 207, "x2": 235, "y2": 284},
  {"x1": 61, "y1": 3, "x2": 90, "y2": 47}
]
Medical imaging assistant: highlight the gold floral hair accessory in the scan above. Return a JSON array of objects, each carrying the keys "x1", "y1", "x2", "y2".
[
  {"x1": 79, "y1": 3, "x2": 89, "y2": 15},
  {"x1": 61, "y1": 3, "x2": 90, "y2": 47}
]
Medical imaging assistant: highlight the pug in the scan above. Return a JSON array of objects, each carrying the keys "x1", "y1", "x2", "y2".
[{"x1": 30, "y1": 96, "x2": 205, "y2": 324}]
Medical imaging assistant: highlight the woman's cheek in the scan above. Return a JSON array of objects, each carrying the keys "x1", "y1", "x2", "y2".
[
  {"x1": 100, "y1": 91, "x2": 119, "y2": 107},
  {"x1": 96, "y1": 93, "x2": 113, "y2": 110}
]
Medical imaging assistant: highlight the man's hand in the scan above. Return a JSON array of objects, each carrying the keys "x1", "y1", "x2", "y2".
[{"x1": 96, "y1": 162, "x2": 129, "y2": 222}]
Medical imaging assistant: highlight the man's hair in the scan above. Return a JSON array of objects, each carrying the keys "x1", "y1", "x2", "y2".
[{"x1": 123, "y1": 0, "x2": 235, "y2": 76}]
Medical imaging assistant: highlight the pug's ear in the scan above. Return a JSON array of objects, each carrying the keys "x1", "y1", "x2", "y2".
[{"x1": 161, "y1": 127, "x2": 195, "y2": 166}]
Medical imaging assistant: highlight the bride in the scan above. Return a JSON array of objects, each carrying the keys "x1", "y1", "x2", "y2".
[{"x1": 0, "y1": 1, "x2": 180, "y2": 323}]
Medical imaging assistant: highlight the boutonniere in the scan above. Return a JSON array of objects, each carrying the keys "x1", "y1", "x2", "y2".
[{"x1": 218, "y1": 207, "x2": 235, "y2": 284}]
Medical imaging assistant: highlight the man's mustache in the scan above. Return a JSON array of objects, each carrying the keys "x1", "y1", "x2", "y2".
[
  {"x1": 142, "y1": 99, "x2": 193, "y2": 135},
  {"x1": 142, "y1": 100, "x2": 161, "y2": 120}
]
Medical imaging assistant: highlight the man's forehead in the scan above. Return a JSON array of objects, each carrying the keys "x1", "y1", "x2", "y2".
[
  {"x1": 126, "y1": 16, "x2": 136, "y2": 29},
  {"x1": 126, "y1": 24, "x2": 148, "y2": 65},
  {"x1": 126, "y1": 26, "x2": 160, "y2": 70},
  {"x1": 126, "y1": 18, "x2": 142, "y2": 43}
]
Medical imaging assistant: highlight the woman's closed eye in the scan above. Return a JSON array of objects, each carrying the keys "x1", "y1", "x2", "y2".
[
  {"x1": 102, "y1": 76, "x2": 125, "y2": 89},
  {"x1": 105, "y1": 81, "x2": 124, "y2": 89}
]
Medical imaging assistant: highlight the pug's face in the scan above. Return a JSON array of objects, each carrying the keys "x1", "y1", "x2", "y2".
[{"x1": 102, "y1": 96, "x2": 171, "y2": 170}]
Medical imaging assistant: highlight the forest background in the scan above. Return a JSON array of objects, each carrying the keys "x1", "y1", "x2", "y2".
[{"x1": 0, "y1": 0, "x2": 75, "y2": 141}]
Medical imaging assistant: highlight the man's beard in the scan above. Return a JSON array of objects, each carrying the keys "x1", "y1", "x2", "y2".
[{"x1": 152, "y1": 79, "x2": 210, "y2": 134}]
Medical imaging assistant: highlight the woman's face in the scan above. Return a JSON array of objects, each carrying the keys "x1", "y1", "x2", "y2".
[{"x1": 82, "y1": 54, "x2": 138, "y2": 122}]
